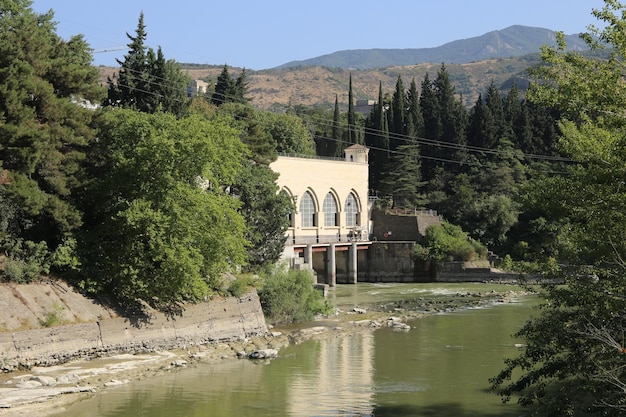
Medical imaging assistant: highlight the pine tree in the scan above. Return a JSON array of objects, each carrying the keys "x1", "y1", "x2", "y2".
[
  {"x1": 420, "y1": 73, "x2": 440, "y2": 139},
  {"x1": 484, "y1": 81, "x2": 512, "y2": 148},
  {"x1": 234, "y1": 68, "x2": 251, "y2": 104},
  {"x1": 152, "y1": 47, "x2": 190, "y2": 116},
  {"x1": 419, "y1": 72, "x2": 440, "y2": 181},
  {"x1": 380, "y1": 139, "x2": 427, "y2": 209},
  {"x1": 211, "y1": 65, "x2": 252, "y2": 106},
  {"x1": 105, "y1": 13, "x2": 189, "y2": 116},
  {"x1": 212, "y1": 65, "x2": 234, "y2": 106},
  {"x1": 106, "y1": 12, "x2": 149, "y2": 110},
  {"x1": 0, "y1": 0, "x2": 103, "y2": 277}
]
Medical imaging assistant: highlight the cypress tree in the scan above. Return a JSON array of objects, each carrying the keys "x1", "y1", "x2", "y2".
[
  {"x1": 364, "y1": 82, "x2": 390, "y2": 190},
  {"x1": 434, "y1": 64, "x2": 468, "y2": 172},
  {"x1": 406, "y1": 78, "x2": 424, "y2": 139},
  {"x1": 331, "y1": 94, "x2": 341, "y2": 156},
  {"x1": 390, "y1": 75, "x2": 406, "y2": 150},
  {"x1": 347, "y1": 74, "x2": 357, "y2": 144}
]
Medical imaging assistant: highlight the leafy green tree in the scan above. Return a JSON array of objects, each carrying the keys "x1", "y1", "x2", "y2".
[
  {"x1": 79, "y1": 110, "x2": 248, "y2": 308},
  {"x1": 217, "y1": 103, "x2": 277, "y2": 164},
  {"x1": 258, "y1": 111, "x2": 316, "y2": 155},
  {"x1": 491, "y1": 2, "x2": 626, "y2": 414},
  {"x1": 214, "y1": 102, "x2": 297, "y2": 268},
  {"x1": 235, "y1": 164, "x2": 292, "y2": 268},
  {"x1": 0, "y1": 0, "x2": 103, "y2": 279}
]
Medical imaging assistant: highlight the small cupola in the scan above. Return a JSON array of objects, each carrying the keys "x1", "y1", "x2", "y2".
[{"x1": 344, "y1": 144, "x2": 369, "y2": 163}]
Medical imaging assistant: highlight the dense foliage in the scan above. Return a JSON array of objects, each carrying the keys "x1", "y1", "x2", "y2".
[
  {"x1": 303, "y1": 62, "x2": 562, "y2": 255},
  {"x1": 488, "y1": 1, "x2": 626, "y2": 414},
  {"x1": 78, "y1": 110, "x2": 248, "y2": 307},
  {"x1": 0, "y1": 0, "x2": 104, "y2": 281},
  {"x1": 0, "y1": 3, "x2": 293, "y2": 310}
]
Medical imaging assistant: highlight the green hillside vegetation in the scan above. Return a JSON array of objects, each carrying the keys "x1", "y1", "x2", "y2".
[{"x1": 276, "y1": 26, "x2": 589, "y2": 69}]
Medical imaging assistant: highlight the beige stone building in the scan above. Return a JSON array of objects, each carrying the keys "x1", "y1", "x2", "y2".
[
  {"x1": 187, "y1": 79, "x2": 209, "y2": 98},
  {"x1": 270, "y1": 145, "x2": 372, "y2": 285}
]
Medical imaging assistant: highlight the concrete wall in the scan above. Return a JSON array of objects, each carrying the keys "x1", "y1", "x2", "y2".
[
  {"x1": 371, "y1": 210, "x2": 441, "y2": 242},
  {"x1": 364, "y1": 242, "x2": 422, "y2": 282},
  {"x1": 435, "y1": 261, "x2": 539, "y2": 283},
  {"x1": 0, "y1": 282, "x2": 267, "y2": 368}
]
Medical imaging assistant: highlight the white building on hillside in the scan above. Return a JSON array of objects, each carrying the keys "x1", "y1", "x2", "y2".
[{"x1": 270, "y1": 145, "x2": 372, "y2": 285}]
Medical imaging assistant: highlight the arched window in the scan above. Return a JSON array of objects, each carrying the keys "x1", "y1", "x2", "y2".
[
  {"x1": 280, "y1": 190, "x2": 294, "y2": 227},
  {"x1": 300, "y1": 191, "x2": 316, "y2": 227},
  {"x1": 345, "y1": 193, "x2": 359, "y2": 227},
  {"x1": 323, "y1": 192, "x2": 338, "y2": 226}
]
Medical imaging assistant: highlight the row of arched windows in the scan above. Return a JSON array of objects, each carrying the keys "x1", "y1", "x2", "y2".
[{"x1": 295, "y1": 190, "x2": 360, "y2": 228}]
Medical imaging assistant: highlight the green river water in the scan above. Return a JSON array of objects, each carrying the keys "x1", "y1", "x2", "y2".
[{"x1": 56, "y1": 283, "x2": 534, "y2": 417}]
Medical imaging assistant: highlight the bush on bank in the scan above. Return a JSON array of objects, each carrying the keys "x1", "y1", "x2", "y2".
[
  {"x1": 413, "y1": 221, "x2": 487, "y2": 263},
  {"x1": 257, "y1": 265, "x2": 332, "y2": 324}
]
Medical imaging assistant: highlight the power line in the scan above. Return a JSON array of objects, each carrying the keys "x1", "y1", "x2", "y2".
[{"x1": 103, "y1": 66, "x2": 574, "y2": 172}]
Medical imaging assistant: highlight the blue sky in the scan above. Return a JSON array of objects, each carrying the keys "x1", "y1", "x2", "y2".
[{"x1": 32, "y1": 0, "x2": 606, "y2": 70}]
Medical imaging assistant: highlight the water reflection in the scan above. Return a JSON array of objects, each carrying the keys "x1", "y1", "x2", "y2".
[
  {"x1": 288, "y1": 333, "x2": 374, "y2": 416},
  {"x1": 57, "y1": 284, "x2": 531, "y2": 417}
]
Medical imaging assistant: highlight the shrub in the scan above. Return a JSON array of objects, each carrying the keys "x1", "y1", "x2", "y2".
[
  {"x1": 1, "y1": 239, "x2": 50, "y2": 283},
  {"x1": 227, "y1": 276, "x2": 253, "y2": 298},
  {"x1": 258, "y1": 265, "x2": 332, "y2": 324},
  {"x1": 414, "y1": 221, "x2": 487, "y2": 263},
  {"x1": 39, "y1": 302, "x2": 64, "y2": 327}
]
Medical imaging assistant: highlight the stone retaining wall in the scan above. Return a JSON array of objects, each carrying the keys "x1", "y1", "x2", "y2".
[{"x1": 0, "y1": 282, "x2": 268, "y2": 371}]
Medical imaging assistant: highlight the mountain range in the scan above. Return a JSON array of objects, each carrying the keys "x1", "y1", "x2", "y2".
[
  {"x1": 275, "y1": 25, "x2": 588, "y2": 70},
  {"x1": 100, "y1": 25, "x2": 592, "y2": 111}
]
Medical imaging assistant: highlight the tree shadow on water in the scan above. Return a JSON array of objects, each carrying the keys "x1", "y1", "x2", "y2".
[{"x1": 372, "y1": 402, "x2": 522, "y2": 417}]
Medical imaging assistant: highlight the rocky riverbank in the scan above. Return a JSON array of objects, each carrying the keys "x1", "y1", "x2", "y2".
[{"x1": 0, "y1": 287, "x2": 531, "y2": 417}]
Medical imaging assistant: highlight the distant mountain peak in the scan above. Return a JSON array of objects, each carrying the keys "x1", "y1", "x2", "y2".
[{"x1": 276, "y1": 25, "x2": 587, "y2": 70}]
